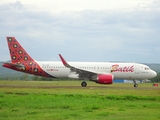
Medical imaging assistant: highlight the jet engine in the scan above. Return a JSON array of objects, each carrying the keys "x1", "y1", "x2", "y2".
[{"x1": 96, "y1": 74, "x2": 114, "y2": 84}]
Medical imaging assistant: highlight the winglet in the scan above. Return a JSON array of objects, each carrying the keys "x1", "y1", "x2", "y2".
[{"x1": 59, "y1": 54, "x2": 70, "y2": 67}]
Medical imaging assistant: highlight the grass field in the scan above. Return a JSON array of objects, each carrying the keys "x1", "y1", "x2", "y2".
[{"x1": 0, "y1": 80, "x2": 160, "y2": 120}]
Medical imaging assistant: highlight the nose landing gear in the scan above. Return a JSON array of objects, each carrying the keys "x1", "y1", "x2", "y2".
[{"x1": 133, "y1": 80, "x2": 138, "y2": 87}]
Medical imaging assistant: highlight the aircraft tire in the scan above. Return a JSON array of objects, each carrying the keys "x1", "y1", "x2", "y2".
[
  {"x1": 134, "y1": 84, "x2": 138, "y2": 87},
  {"x1": 81, "y1": 82, "x2": 87, "y2": 87}
]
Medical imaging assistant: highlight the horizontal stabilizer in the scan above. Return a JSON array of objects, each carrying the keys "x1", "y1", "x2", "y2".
[{"x1": 3, "y1": 62, "x2": 24, "y2": 69}]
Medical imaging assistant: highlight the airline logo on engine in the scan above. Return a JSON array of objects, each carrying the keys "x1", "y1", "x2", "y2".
[{"x1": 111, "y1": 64, "x2": 134, "y2": 72}]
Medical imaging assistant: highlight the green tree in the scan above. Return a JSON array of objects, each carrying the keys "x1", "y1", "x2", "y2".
[
  {"x1": 151, "y1": 72, "x2": 160, "y2": 82},
  {"x1": 38, "y1": 76, "x2": 54, "y2": 81},
  {"x1": 20, "y1": 74, "x2": 29, "y2": 81},
  {"x1": 32, "y1": 75, "x2": 40, "y2": 81}
]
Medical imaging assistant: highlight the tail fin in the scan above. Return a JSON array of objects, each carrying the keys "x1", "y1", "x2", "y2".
[
  {"x1": 6, "y1": 37, "x2": 34, "y2": 64},
  {"x1": 4, "y1": 37, "x2": 54, "y2": 78}
]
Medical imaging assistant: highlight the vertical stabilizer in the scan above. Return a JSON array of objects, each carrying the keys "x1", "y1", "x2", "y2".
[
  {"x1": 4, "y1": 37, "x2": 54, "y2": 78},
  {"x1": 6, "y1": 37, "x2": 34, "y2": 64}
]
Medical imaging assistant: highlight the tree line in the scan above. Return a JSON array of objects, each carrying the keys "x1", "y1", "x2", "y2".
[
  {"x1": 0, "y1": 74, "x2": 54, "y2": 81},
  {"x1": 150, "y1": 72, "x2": 160, "y2": 82}
]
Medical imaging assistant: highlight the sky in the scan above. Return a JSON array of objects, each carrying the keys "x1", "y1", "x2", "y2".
[{"x1": 0, "y1": 0, "x2": 160, "y2": 63}]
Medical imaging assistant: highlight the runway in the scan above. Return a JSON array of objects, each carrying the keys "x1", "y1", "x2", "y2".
[{"x1": 0, "y1": 84, "x2": 159, "y2": 90}]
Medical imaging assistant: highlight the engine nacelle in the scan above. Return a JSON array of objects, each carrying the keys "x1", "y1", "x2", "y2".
[{"x1": 96, "y1": 74, "x2": 114, "y2": 84}]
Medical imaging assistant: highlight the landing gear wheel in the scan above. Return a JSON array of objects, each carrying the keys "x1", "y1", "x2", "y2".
[
  {"x1": 134, "y1": 84, "x2": 138, "y2": 87},
  {"x1": 133, "y1": 80, "x2": 138, "y2": 88},
  {"x1": 81, "y1": 81, "x2": 87, "y2": 87}
]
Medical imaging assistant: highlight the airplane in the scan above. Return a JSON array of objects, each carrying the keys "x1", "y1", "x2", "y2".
[{"x1": 3, "y1": 37, "x2": 157, "y2": 87}]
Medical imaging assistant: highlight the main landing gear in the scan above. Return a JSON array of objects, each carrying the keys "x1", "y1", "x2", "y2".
[
  {"x1": 81, "y1": 81, "x2": 87, "y2": 87},
  {"x1": 133, "y1": 80, "x2": 138, "y2": 88}
]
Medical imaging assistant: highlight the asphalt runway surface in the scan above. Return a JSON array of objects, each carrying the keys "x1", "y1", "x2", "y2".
[{"x1": 0, "y1": 84, "x2": 159, "y2": 90}]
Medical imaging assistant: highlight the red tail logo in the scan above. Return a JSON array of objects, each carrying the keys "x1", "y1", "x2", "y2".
[
  {"x1": 7, "y1": 37, "x2": 34, "y2": 63},
  {"x1": 4, "y1": 37, "x2": 54, "y2": 78}
]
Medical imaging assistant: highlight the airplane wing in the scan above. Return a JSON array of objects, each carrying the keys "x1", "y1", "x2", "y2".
[{"x1": 59, "y1": 54, "x2": 109, "y2": 79}]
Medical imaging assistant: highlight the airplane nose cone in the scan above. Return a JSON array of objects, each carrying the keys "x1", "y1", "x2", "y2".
[{"x1": 152, "y1": 71, "x2": 157, "y2": 78}]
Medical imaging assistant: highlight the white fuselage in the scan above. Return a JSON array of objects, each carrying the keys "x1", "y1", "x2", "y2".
[{"x1": 37, "y1": 61, "x2": 157, "y2": 80}]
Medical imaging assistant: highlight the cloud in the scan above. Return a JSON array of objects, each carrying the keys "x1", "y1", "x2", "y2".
[
  {"x1": 0, "y1": 1, "x2": 159, "y2": 63},
  {"x1": 0, "y1": 0, "x2": 156, "y2": 13}
]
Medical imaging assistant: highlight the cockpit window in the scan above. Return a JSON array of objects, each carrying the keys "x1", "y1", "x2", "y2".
[{"x1": 145, "y1": 67, "x2": 150, "y2": 70}]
